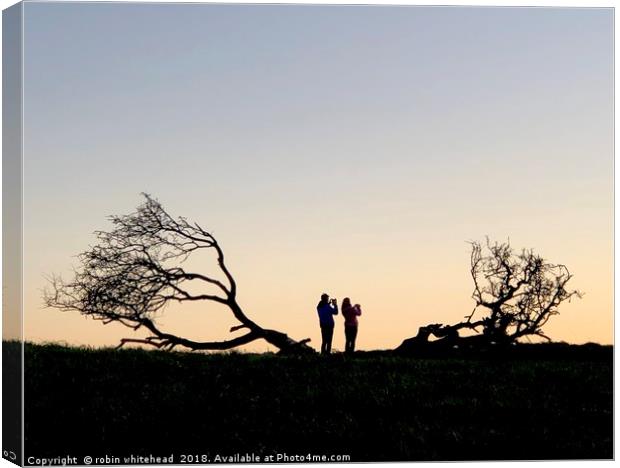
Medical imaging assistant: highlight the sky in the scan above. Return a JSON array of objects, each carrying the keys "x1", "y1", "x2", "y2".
[{"x1": 11, "y1": 2, "x2": 613, "y2": 351}]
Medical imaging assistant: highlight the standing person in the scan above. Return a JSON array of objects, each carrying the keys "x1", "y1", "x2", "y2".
[
  {"x1": 341, "y1": 297, "x2": 362, "y2": 354},
  {"x1": 317, "y1": 293, "x2": 338, "y2": 355}
]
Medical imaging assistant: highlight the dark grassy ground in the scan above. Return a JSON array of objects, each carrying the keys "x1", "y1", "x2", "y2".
[{"x1": 18, "y1": 341, "x2": 612, "y2": 462}]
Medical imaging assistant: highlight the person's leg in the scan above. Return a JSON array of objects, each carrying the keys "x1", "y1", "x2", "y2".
[
  {"x1": 320, "y1": 325, "x2": 328, "y2": 354},
  {"x1": 326, "y1": 325, "x2": 334, "y2": 353},
  {"x1": 350, "y1": 326, "x2": 358, "y2": 352},
  {"x1": 344, "y1": 326, "x2": 353, "y2": 354}
]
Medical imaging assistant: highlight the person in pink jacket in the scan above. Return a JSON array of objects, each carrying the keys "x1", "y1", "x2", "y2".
[{"x1": 341, "y1": 297, "x2": 362, "y2": 354}]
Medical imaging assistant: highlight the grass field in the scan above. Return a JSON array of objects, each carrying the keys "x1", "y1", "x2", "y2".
[{"x1": 15, "y1": 341, "x2": 613, "y2": 462}]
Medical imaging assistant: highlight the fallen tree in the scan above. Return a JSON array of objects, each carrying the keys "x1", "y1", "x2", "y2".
[
  {"x1": 397, "y1": 238, "x2": 582, "y2": 353},
  {"x1": 45, "y1": 194, "x2": 313, "y2": 354}
]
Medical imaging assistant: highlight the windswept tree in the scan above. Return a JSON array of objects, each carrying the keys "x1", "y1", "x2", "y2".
[
  {"x1": 397, "y1": 238, "x2": 582, "y2": 352},
  {"x1": 45, "y1": 194, "x2": 312, "y2": 353}
]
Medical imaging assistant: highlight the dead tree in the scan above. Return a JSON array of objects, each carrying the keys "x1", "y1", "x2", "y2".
[
  {"x1": 397, "y1": 238, "x2": 582, "y2": 352},
  {"x1": 44, "y1": 194, "x2": 313, "y2": 354}
]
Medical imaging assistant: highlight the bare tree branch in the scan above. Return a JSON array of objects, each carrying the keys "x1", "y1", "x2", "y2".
[
  {"x1": 44, "y1": 194, "x2": 313, "y2": 354},
  {"x1": 397, "y1": 238, "x2": 582, "y2": 353}
]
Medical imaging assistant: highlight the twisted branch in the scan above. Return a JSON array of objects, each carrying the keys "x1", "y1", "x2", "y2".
[{"x1": 44, "y1": 194, "x2": 312, "y2": 353}]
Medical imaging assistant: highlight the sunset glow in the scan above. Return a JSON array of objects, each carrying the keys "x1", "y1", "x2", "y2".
[{"x1": 14, "y1": 4, "x2": 612, "y2": 351}]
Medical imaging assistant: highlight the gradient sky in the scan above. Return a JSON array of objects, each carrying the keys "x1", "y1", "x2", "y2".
[{"x1": 16, "y1": 3, "x2": 613, "y2": 351}]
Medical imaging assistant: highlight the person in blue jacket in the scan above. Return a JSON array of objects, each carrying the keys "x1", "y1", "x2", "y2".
[{"x1": 317, "y1": 293, "x2": 338, "y2": 355}]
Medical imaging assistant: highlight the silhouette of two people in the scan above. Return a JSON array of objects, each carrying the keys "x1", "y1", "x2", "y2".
[{"x1": 316, "y1": 293, "x2": 362, "y2": 355}]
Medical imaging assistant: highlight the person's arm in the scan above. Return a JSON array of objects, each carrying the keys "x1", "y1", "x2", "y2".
[{"x1": 355, "y1": 305, "x2": 362, "y2": 316}]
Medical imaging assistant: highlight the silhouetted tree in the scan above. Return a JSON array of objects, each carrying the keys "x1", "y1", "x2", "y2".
[
  {"x1": 397, "y1": 238, "x2": 582, "y2": 352},
  {"x1": 45, "y1": 194, "x2": 312, "y2": 353}
]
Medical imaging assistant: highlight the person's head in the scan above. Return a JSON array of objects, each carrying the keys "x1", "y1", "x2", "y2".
[
  {"x1": 320, "y1": 293, "x2": 329, "y2": 304},
  {"x1": 342, "y1": 297, "x2": 351, "y2": 308}
]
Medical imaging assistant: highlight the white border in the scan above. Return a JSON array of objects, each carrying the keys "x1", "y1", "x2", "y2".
[{"x1": 0, "y1": 2, "x2": 616, "y2": 468}]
